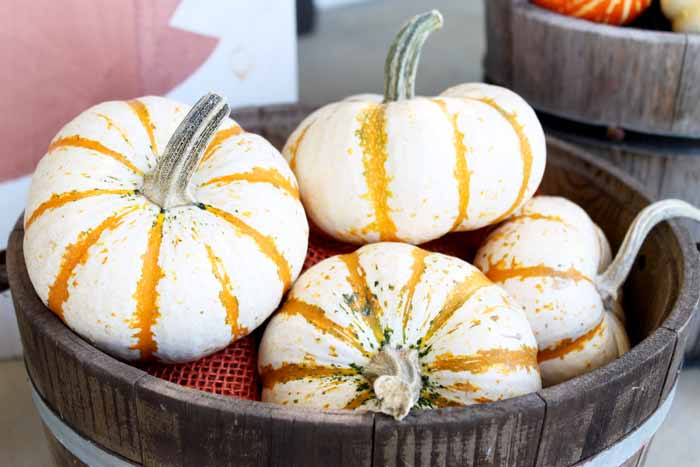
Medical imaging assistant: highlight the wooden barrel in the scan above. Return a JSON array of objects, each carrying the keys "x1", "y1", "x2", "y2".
[
  {"x1": 485, "y1": 0, "x2": 700, "y2": 139},
  {"x1": 8, "y1": 106, "x2": 699, "y2": 467}
]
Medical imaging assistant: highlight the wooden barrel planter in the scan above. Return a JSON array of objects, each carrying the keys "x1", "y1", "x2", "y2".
[
  {"x1": 484, "y1": 0, "x2": 700, "y2": 359},
  {"x1": 8, "y1": 106, "x2": 700, "y2": 467}
]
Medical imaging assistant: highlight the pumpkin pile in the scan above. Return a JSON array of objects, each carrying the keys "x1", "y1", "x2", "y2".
[{"x1": 24, "y1": 10, "x2": 700, "y2": 421}]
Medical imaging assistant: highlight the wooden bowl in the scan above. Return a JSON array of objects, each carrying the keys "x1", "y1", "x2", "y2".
[
  {"x1": 485, "y1": 0, "x2": 700, "y2": 139},
  {"x1": 8, "y1": 107, "x2": 699, "y2": 466}
]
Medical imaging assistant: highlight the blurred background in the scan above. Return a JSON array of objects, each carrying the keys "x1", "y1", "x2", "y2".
[{"x1": 0, "y1": 1, "x2": 697, "y2": 466}]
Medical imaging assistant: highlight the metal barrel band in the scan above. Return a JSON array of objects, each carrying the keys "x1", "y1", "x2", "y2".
[
  {"x1": 31, "y1": 384, "x2": 139, "y2": 467},
  {"x1": 575, "y1": 381, "x2": 678, "y2": 467}
]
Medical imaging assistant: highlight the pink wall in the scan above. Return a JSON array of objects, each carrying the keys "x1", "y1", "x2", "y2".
[{"x1": 0, "y1": 0, "x2": 217, "y2": 182}]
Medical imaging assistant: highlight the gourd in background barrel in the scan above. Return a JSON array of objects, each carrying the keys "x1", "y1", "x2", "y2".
[
  {"x1": 283, "y1": 10, "x2": 545, "y2": 245},
  {"x1": 661, "y1": 0, "x2": 700, "y2": 32},
  {"x1": 532, "y1": 0, "x2": 653, "y2": 25},
  {"x1": 259, "y1": 242, "x2": 541, "y2": 420},
  {"x1": 475, "y1": 196, "x2": 700, "y2": 386},
  {"x1": 23, "y1": 93, "x2": 308, "y2": 363}
]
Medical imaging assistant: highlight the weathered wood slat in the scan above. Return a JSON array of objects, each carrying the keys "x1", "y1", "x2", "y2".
[
  {"x1": 372, "y1": 394, "x2": 545, "y2": 467},
  {"x1": 486, "y1": 0, "x2": 700, "y2": 139}
]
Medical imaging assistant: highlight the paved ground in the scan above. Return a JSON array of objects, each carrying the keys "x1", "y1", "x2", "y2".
[{"x1": 1, "y1": 1, "x2": 697, "y2": 465}]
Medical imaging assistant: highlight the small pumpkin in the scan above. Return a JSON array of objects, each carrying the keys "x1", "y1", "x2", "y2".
[
  {"x1": 283, "y1": 10, "x2": 545, "y2": 245},
  {"x1": 259, "y1": 242, "x2": 541, "y2": 420},
  {"x1": 661, "y1": 0, "x2": 700, "y2": 32},
  {"x1": 24, "y1": 93, "x2": 308, "y2": 363},
  {"x1": 475, "y1": 196, "x2": 700, "y2": 386},
  {"x1": 532, "y1": 0, "x2": 653, "y2": 25}
]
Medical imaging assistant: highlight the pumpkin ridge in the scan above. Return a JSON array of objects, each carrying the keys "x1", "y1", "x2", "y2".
[
  {"x1": 129, "y1": 212, "x2": 165, "y2": 360},
  {"x1": 433, "y1": 99, "x2": 471, "y2": 230},
  {"x1": 204, "y1": 244, "x2": 248, "y2": 340},
  {"x1": 47, "y1": 205, "x2": 141, "y2": 321},
  {"x1": 127, "y1": 99, "x2": 159, "y2": 157},
  {"x1": 538, "y1": 318, "x2": 606, "y2": 363},
  {"x1": 286, "y1": 122, "x2": 314, "y2": 172},
  {"x1": 203, "y1": 205, "x2": 292, "y2": 290},
  {"x1": 355, "y1": 104, "x2": 398, "y2": 241},
  {"x1": 484, "y1": 263, "x2": 592, "y2": 284},
  {"x1": 422, "y1": 272, "x2": 493, "y2": 344},
  {"x1": 200, "y1": 166, "x2": 299, "y2": 200},
  {"x1": 400, "y1": 248, "x2": 430, "y2": 343},
  {"x1": 427, "y1": 346, "x2": 538, "y2": 374},
  {"x1": 279, "y1": 298, "x2": 370, "y2": 357},
  {"x1": 198, "y1": 125, "x2": 244, "y2": 167},
  {"x1": 48, "y1": 136, "x2": 144, "y2": 176},
  {"x1": 259, "y1": 362, "x2": 359, "y2": 390},
  {"x1": 26, "y1": 189, "x2": 137, "y2": 229},
  {"x1": 338, "y1": 252, "x2": 385, "y2": 345},
  {"x1": 344, "y1": 389, "x2": 374, "y2": 410},
  {"x1": 469, "y1": 97, "x2": 533, "y2": 223}
]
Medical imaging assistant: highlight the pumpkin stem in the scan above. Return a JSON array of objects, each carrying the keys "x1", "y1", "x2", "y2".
[
  {"x1": 141, "y1": 93, "x2": 230, "y2": 209},
  {"x1": 383, "y1": 10, "x2": 443, "y2": 102},
  {"x1": 596, "y1": 199, "x2": 700, "y2": 305},
  {"x1": 363, "y1": 346, "x2": 422, "y2": 420}
]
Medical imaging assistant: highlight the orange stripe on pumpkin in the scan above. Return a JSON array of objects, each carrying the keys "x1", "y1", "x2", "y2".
[
  {"x1": 260, "y1": 363, "x2": 358, "y2": 390},
  {"x1": 427, "y1": 346, "x2": 538, "y2": 374},
  {"x1": 433, "y1": 99, "x2": 471, "y2": 230},
  {"x1": 287, "y1": 123, "x2": 313, "y2": 172},
  {"x1": 199, "y1": 125, "x2": 244, "y2": 166},
  {"x1": 485, "y1": 263, "x2": 592, "y2": 284},
  {"x1": 280, "y1": 298, "x2": 370, "y2": 357},
  {"x1": 26, "y1": 189, "x2": 136, "y2": 229},
  {"x1": 423, "y1": 272, "x2": 493, "y2": 344},
  {"x1": 48, "y1": 136, "x2": 143, "y2": 175},
  {"x1": 472, "y1": 98, "x2": 534, "y2": 223},
  {"x1": 204, "y1": 244, "x2": 248, "y2": 340},
  {"x1": 127, "y1": 99, "x2": 158, "y2": 156},
  {"x1": 356, "y1": 104, "x2": 398, "y2": 240},
  {"x1": 129, "y1": 212, "x2": 165, "y2": 360},
  {"x1": 538, "y1": 319, "x2": 606, "y2": 363},
  {"x1": 95, "y1": 113, "x2": 134, "y2": 148},
  {"x1": 422, "y1": 391, "x2": 464, "y2": 408},
  {"x1": 338, "y1": 252, "x2": 385, "y2": 345},
  {"x1": 47, "y1": 206, "x2": 140, "y2": 321},
  {"x1": 204, "y1": 205, "x2": 292, "y2": 290},
  {"x1": 200, "y1": 166, "x2": 299, "y2": 199},
  {"x1": 400, "y1": 248, "x2": 430, "y2": 342},
  {"x1": 506, "y1": 212, "x2": 571, "y2": 227},
  {"x1": 344, "y1": 390, "x2": 374, "y2": 410}
]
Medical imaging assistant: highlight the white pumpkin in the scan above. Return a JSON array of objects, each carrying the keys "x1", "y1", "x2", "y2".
[
  {"x1": 259, "y1": 242, "x2": 541, "y2": 420},
  {"x1": 475, "y1": 196, "x2": 700, "y2": 386},
  {"x1": 283, "y1": 10, "x2": 546, "y2": 245},
  {"x1": 24, "y1": 93, "x2": 308, "y2": 363},
  {"x1": 661, "y1": 0, "x2": 700, "y2": 33}
]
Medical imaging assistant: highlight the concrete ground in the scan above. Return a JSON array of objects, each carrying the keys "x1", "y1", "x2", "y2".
[{"x1": 1, "y1": 1, "x2": 697, "y2": 466}]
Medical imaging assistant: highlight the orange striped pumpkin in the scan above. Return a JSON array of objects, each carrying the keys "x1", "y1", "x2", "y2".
[
  {"x1": 532, "y1": 0, "x2": 653, "y2": 25},
  {"x1": 23, "y1": 93, "x2": 308, "y2": 363},
  {"x1": 259, "y1": 242, "x2": 541, "y2": 420},
  {"x1": 474, "y1": 196, "x2": 629, "y2": 386},
  {"x1": 283, "y1": 11, "x2": 546, "y2": 245}
]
